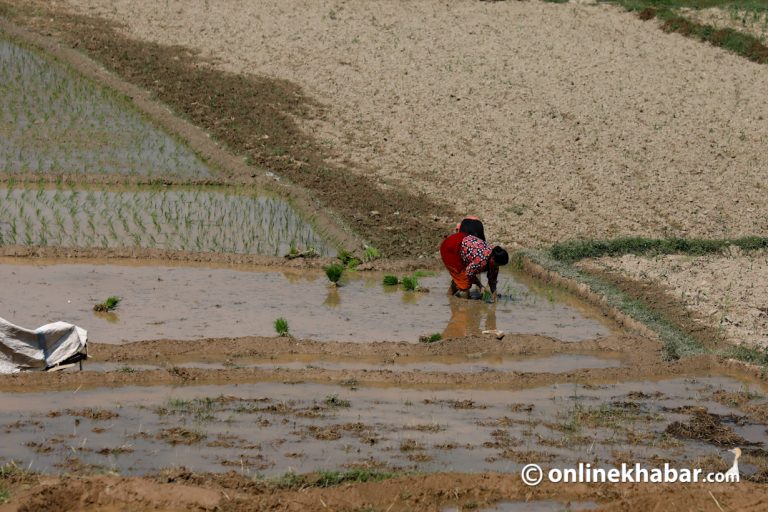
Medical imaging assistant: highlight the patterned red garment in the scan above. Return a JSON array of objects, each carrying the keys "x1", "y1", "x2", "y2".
[
  {"x1": 459, "y1": 235, "x2": 499, "y2": 292},
  {"x1": 459, "y1": 235, "x2": 491, "y2": 276}
]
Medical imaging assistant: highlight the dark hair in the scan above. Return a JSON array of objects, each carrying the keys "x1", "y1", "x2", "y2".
[
  {"x1": 459, "y1": 218, "x2": 485, "y2": 241},
  {"x1": 492, "y1": 246, "x2": 509, "y2": 266}
]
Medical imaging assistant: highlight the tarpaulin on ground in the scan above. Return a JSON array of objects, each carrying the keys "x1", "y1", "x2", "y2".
[{"x1": 0, "y1": 316, "x2": 87, "y2": 374}]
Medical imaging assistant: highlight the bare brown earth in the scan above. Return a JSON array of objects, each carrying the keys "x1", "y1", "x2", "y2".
[
  {"x1": 3, "y1": 472, "x2": 768, "y2": 512},
  {"x1": 9, "y1": 0, "x2": 768, "y2": 252}
]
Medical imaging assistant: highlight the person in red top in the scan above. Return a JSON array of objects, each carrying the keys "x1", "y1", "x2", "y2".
[{"x1": 440, "y1": 230, "x2": 509, "y2": 301}]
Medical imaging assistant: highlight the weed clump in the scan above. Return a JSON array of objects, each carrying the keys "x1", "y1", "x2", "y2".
[
  {"x1": 363, "y1": 246, "x2": 381, "y2": 262},
  {"x1": 382, "y1": 275, "x2": 399, "y2": 286},
  {"x1": 324, "y1": 394, "x2": 351, "y2": 408},
  {"x1": 274, "y1": 317, "x2": 290, "y2": 337},
  {"x1": 419, "y1": 333, "x2": 442, "y2": 343},
  {"x1": 93, "y1": 296, "x2": 120, "y2": 312},
  {"x1": 338, "y1": 250, "x2": 360, "y2": 269},
  {"x1": 324, "y1": 263, "x2": 344, "y2": 285}
]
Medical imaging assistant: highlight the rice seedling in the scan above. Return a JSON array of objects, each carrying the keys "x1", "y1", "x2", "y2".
[
  {"x1": 0, "y1": 185, "x2": 335, "y2": 256},
  {"x1": 338, "y1": 250, "x2": 360, "y2": 269},
  {"x1": 325, "y1": 263, "x2": 345, "y2": 285},
  {"x1": 274, "y1": 317, "x2": 290, "y2": 337},
  {"x1": 93, "y1": 296, "x2": 121, "y2": 312},
  {"x1": 0, "y1": 37, "x2": 213, "y2": 178},
  {"x1": 382, "y1": 275, "x2": 399, "y2": 286},
  {"x1": 401, "y1": 275, "x2": 419, "y2": 291}
]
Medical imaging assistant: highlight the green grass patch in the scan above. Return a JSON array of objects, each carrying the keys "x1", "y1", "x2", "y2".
[
  {"x1": 550, "y1": 236, "x2": 768, "y2": 263},
  {"x1": 525, "y1": 247, "x2": 768, "y2": 369},
  {"x1": 724, "y1": 345, "x2": 768, "y2": 366},
  {"x1": 0, "y1": 488, "x2": 9, "y2": 505},
  {"x1": 603, "y1": 0, "x2": 768, "y2": 11},
  {"x1": 601, "y1": 1, "x2": 768, "y2": 64}
]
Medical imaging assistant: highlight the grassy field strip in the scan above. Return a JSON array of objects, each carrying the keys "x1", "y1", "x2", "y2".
[{"x1": 599, "y1": 0, "x2": 768, "y2": 63}]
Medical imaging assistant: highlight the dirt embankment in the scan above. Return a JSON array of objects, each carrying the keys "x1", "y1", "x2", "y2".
[
  {"x1": 0, "y1": 334, "x2": 733, "y2": 393},
  {"x1": 4, "y1": 471, "x2": 768, "y2": 512}
]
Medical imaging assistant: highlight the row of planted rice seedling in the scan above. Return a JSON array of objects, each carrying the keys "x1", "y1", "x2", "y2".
[
  {"x1": 0, "y1": 185, "x2": 335, "y2": 256},
  {"x1": 0, "y1": 36, "x2": 211, "y2": 178}
]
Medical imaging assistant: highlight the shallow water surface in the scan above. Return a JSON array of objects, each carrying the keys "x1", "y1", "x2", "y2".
[
  {"x1": 0, "y1": 260, "x2": 611, "y2": 343},
  {"x1": 0, "y1": 376, "x2": 763, "y2": 477}
]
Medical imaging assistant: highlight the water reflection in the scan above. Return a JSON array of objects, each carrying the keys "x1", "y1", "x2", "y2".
[{"x1": 443, "y1": 298, "x2": 497, "y2": 338}]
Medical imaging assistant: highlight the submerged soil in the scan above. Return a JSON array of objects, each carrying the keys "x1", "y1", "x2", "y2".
[{"x1": 1, "y1": 376, "x2": 766, "y2": 476}]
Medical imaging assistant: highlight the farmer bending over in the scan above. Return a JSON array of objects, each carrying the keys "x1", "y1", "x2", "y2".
[{"x1": 440, "y1": 231, "x2": 509, "y2": 301}]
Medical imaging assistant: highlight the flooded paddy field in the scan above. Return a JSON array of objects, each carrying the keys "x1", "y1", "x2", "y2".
[
  {"x1": 0, "y1": 375, "x2": 765, "y2": 478},
  {"x1": 0, "y1": 259, "x2": 610, "y2": 343},
  {"x1": 0, "y1": 185, "x2": 335, "y2": 256},
  {"x1": 0, "y1": 34, "x2": 211, "y2": 178}
]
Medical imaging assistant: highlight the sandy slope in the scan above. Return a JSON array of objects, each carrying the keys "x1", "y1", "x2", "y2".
[{"x1": 55, "y1": 0, "x2": 768, "y2": 249}]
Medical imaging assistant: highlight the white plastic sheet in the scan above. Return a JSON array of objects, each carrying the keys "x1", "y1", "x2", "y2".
[{"x1": 0, "y1": 317, "x2": 87, "y2": 374}]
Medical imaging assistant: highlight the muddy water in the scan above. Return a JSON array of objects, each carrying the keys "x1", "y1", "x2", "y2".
[
  {"x1": 0, "y1": 375, "x2": 764, "y2": 477},
  {"x1": 85, "y1": 353, "x2": 625, "y2": 374},
  {"x1": 0, "y1": 259, "x2": 611, "y2": 343}
]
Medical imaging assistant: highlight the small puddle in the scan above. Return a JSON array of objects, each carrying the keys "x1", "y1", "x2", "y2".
[
  {"x1": 85, "y1": 353, "x2": 625, "y2": 374},
  {"x1": 0, "y1": 36, "x2": 211, "y2": 178},
  {"x1": 0, "y1": 186, "x2": 335, "y2": 256},
  {"x1": 0, "y1": 375, "x2": 764, "y2": 477},
  {"x1": 0, "y1": 259, "x2": 612, "y2": 343}
]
